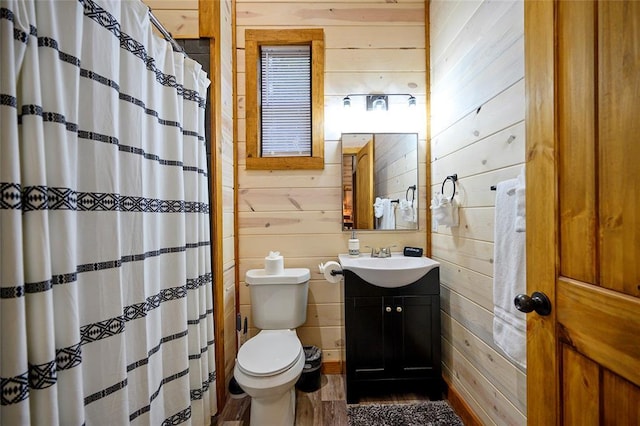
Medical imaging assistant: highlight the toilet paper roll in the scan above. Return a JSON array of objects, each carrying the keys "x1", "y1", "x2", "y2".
[
  {"x1": 264, "y1": 251, "x2": 284, "y2": 275},
  {"x1": 322, "y1": 261, "x2": 342, "y2": 284}
]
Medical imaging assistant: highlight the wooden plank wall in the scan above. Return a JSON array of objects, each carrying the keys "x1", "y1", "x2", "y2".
[
  {"x1": 218, "y1": 0, "x2": 237, "y2": 396},
  {"x1": 430, "y1": 1, "x2": 527, "y2": 424},
  {"x1": 143, "y1": 0, "x2": 200, "y2": 38},
  {"x1": 374, "y1": 134, "x2": 419, "y2": 230},
  {"x1": 235, "y1": 0, "x2": 427, "y2": 367}
]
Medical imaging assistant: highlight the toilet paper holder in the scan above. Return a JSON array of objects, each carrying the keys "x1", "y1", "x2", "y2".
[
  {"x1": 318, "y1": 262, "x2": 342, "y2": 276},
  {"x1": 318, "y1": 262, "x2": 344, "y2": 284}
]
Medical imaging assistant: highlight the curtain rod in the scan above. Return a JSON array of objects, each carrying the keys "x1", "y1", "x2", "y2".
[{"x1": 148, "y1": 9, "x2": 189, "y2": 58}]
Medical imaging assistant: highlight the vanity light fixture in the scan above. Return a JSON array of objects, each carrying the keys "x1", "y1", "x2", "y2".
[
  {"x1": 367, "y1": 95, "x2": 388, "y2": 111},
  {"x1": 342, "y1": 93, "x2": 416, "y2": 110}
]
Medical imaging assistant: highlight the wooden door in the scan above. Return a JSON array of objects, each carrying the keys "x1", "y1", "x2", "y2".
[
  {"x1": 526, "y1": 1, "x2": 640, "y2": 424},
  {"x1": 355, "y1": 140, "x2": 374, "y2": 229}
]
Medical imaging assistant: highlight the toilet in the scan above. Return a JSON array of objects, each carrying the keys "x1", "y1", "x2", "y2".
[{"x1": 234, "y1": 267, "x2": 310, "y2": 426}]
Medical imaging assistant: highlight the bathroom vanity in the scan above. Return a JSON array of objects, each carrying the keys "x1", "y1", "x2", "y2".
[{"x1": 340, "y1": 255, "x2": 441, "y2": 403}]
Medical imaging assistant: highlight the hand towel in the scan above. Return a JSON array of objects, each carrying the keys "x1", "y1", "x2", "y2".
[
  {"x1": 374, "y1": 197, "x2": 384, "y2": 219},
  {"x1": 430, "y1": 193, "x2": 458, "y2": 228},
  {"x1": 399, "y1": 200, "x2": 416, "y2": 223},
  {"x1": 378, "y1": 198, "x2": 396, "y2": 229},
  {"x1": 514, "y1": 170, "x2": 526, "y2": 232},
  {"x1": 493, "y1": 178, "x2": 527, "y2": 370}
]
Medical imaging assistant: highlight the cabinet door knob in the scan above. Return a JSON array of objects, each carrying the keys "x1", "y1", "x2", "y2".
[
  {"x1": 385, "y1": 306, "x2": 392, "y2": 313},
  {"x1": 396, "y1": 306, "x2": 402, "y2": 313}
]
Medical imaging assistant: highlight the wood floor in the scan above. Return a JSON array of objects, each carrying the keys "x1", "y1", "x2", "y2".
[{"x1": 213, "y1": 374, "x2": 436, "y2": 426}]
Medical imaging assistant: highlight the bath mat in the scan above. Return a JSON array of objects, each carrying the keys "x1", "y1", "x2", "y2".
[{"x1": 347, "y1": 400, "x2": 463, "y2": 426}]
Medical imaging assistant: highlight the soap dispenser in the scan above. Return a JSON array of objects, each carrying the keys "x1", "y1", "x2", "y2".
[{"x1": 348, "y1": 231, "x2": 360, "y2": 257}]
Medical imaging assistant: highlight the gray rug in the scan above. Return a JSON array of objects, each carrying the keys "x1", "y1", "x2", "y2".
[{"x1": 347, "y1": 401, "x2": 463, "y2": 426}]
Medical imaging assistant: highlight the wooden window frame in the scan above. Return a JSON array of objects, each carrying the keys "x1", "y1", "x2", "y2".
[{"x1": 245, "y1": 28, "x2": 325, "y2": 170}]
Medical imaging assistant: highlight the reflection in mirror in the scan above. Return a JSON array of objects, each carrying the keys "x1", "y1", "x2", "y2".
[{"x1": 342, "y1": 133, "x2": 418, "y2": 231}]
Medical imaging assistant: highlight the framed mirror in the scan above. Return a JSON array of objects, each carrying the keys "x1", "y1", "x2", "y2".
[{"x1": 341, "y1": 133, "x2": 418, "y2": 231}]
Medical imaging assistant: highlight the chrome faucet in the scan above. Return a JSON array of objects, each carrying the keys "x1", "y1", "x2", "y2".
[{"x1": 370, "y1": 246, "x2": 392, "y2": 258}]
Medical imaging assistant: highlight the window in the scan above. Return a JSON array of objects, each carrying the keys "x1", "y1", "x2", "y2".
[
  {"x1": 245, "y1": 29, "x2": 325, "y2": 170},
  {"x1": 261, "y1": 46, "x2": 311, "y2": 157}
]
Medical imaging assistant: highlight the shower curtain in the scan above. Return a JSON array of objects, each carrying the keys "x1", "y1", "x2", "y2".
[{"x1": 0, "y1": 0, "x2": 217, "y2": 424}]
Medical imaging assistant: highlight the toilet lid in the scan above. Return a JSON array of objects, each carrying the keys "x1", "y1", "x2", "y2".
[{"x1": 236, "y1": 331, "x2": 302, "y2": 377}]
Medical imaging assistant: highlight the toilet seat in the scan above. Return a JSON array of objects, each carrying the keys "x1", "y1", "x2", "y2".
[{"x1": 237, "y1": 330, "x2": 302, "y2": 377}]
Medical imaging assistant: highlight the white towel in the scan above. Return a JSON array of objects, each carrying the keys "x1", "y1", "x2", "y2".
[
  {"x1": 493, "y1": 178, "x2": 527, "y2": 370},
  {"x1": 430, "y1": 193, "x2": 458, "y2": 228},
  {"x1": 378, "y1": 198, "x2": 396, "y2": 230},
  {"x1": 399, "y1": 200, "x2": 416, "y2": 223},
  {"x1": 514, "y1": 170, "x2": 526, "y2": 232},
  {"x1": 374, "y1": 197, "x2": 384, "y2": 218}
]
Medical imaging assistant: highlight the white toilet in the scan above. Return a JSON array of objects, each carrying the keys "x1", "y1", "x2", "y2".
[{"x1": 234, "y1": 267, "x2": 310, "y2": 426}]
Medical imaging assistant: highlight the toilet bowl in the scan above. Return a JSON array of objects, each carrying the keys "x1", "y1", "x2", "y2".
[
  {"x1": 234, "y1": 329, "x2": 305, "y2": 425},
  {"x1": 235, "y1": 265, "x2": 310, "y2": 425}
]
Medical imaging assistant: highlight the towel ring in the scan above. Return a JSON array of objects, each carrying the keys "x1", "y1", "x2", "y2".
[
  {"x1": 405, "y1": 185, "x2": 416, "y2": 207},
  {"x1": 441, "y1": 174, "x2": 458, "y2": 202}
]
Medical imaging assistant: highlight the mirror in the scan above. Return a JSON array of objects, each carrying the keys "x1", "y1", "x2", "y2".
[{"x1": 342, "y1": 133, "x2": 418, "y2": 231}]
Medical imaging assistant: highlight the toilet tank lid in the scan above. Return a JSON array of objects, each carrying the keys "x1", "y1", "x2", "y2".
[{"x1": 246, "y1": 268, "x2": 310, "y2": 285}]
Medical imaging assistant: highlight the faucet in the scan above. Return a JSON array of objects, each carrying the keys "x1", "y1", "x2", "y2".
[{"x1": 370, "y1": 246, "x2": 392, "y2": 258}]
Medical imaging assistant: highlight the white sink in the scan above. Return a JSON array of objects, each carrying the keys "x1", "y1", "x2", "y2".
[{"x1": 338, "y1": 253, "x2": 439, "y2": 288}]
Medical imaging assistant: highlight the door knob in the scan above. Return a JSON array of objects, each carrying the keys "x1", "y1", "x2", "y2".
[
  {"x1": 385, "y1": 306, "x2": 392, "y2": 313},
  {"x1": 514, "y1": 291, "x2": 552, "y2": 316},
  {"x1": 396, "y1": 306, "x2": 402, "y2": 313}
]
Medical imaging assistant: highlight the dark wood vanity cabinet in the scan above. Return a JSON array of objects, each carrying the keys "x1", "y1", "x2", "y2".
[{"x1": 343, "y1": 267, "x2": 441, "y2": 403}]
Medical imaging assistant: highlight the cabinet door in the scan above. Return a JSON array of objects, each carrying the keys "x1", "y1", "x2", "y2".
[
  {"x1": 393, "y1": 295, "x2": 437, "y2": 377},
  {"x1": 346, "y1": 296, "x2": 391, "y2": 380}
]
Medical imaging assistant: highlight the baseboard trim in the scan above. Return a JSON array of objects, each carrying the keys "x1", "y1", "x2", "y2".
[
  {"x1": 322, "y1": 360, "x2": 342, "y2": 374},
  {"x1": 442, "y1": 375, "x2": 483, "y2": 426}
]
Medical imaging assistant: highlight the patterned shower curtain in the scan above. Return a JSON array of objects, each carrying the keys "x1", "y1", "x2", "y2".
[{"x1": 0, "y1": 0, "x2": 217, "y2": 424}]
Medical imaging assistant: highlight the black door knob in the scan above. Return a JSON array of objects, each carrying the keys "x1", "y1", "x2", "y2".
[{"x1": 514, "y1": 291, "x2": 552, "y2": 316}]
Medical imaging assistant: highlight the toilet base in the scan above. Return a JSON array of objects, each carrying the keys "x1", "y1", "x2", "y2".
[{"x1": 249, "y1": 386, "x2": 295, "y2": 426}]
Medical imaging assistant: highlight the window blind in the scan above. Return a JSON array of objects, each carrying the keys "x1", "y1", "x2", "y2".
[{"x1": 260, "y1": 45, "x2": 311, "y2": 157}]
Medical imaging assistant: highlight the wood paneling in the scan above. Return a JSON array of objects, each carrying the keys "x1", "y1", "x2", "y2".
[
  {"x1": 237, "y1": 25, "x2": 426, "y2": 49},
  {"x1": 148, "y1": 10, "x2": 199, "y2": 38},
  {"x1": 440, "y1": 286, "x2": 494, "y2": 351},
  {"x1": 443, "y1": 373, "x2": 484, "y2": 426},
  {"x1": 557, "y1": 0, "x2": 597, "y2": 284},
  {"x1": 442, "y1": 312, "x2": 527, "y2": 413},
  {"x1": 597, "y1": 1, "x2": 640, "y2": 294},
  {"x1": 439, "y1": 260, "x2": 492, "y2": 311},
  {"x1": 213, "y1": 0, "x2": 236, "y2": 407},
  {"x1": 431, "y1": 0, "x2": 526, "y2": 424},
  {"x1": 236, "y1": 3, "x2": 424, "y2": 26},
  {"x1": 557, "y1": 279, "x2": 640, "y2": 387},
  {"x1": 602, "y1": 370, "x2": 640, "y2": 424},
  {"x1": 431, "y1": 233, "x2": 494, "y2": 277},
  {"x1": 442, "y1": 337, "x2": 526, "y2": 425},
  {"x1": 523, "y1": 1, "x2": 558, "y2": 423},
  {"x1": 562, "y1": 346, "x2": 599, "y2": 425},
  {"x1": 237, "y1": 188, "x2": 341, "y2": 212},
  {"x1": 430, "y1": 1, "x2": 482, "y2": 66},
  {"x1": 431, "y1": 79, "x2": 525, "y2": 160}
]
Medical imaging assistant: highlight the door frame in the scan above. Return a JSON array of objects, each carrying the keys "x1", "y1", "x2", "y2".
[{"x1": 525, "y1": 1, "x2": 559, "y2": 424}]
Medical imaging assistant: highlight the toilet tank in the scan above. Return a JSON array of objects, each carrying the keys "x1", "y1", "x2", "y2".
[{"x1": 245, "y1": 268, "x2": 310, "y2": 330}]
